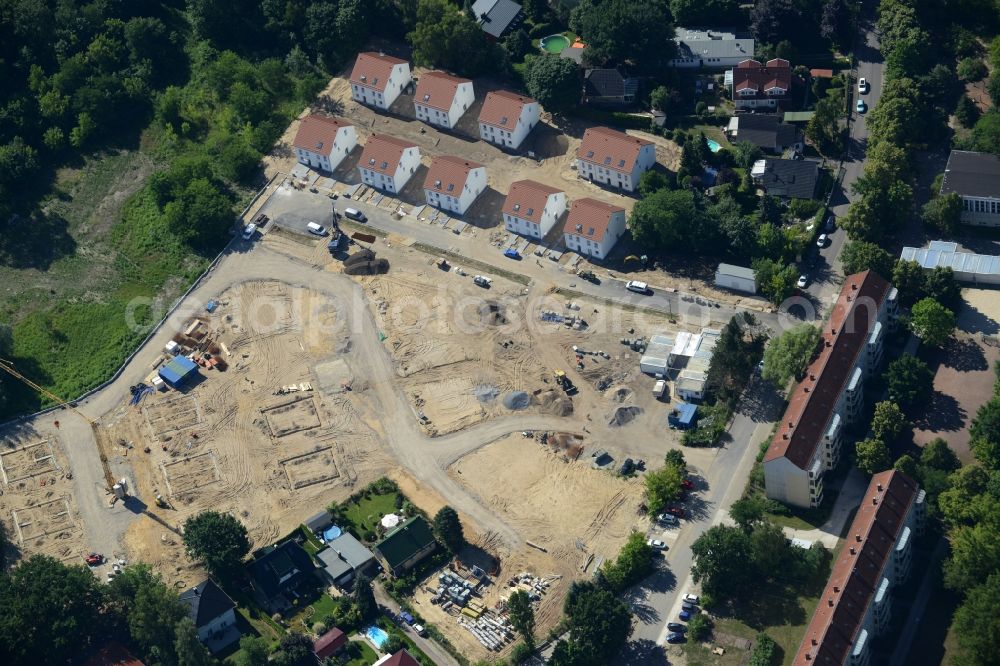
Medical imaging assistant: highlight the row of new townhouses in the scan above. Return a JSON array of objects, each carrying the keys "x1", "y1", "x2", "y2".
[
  {"x1": 763, "y1": 270, "x2": 899, "y2": 509},
  {"x1": 348, "y1": 52, "x2": 540, "y2": 150},
  {"x1": 794, "y1": 470, "x2": 925, "y2": 666}
]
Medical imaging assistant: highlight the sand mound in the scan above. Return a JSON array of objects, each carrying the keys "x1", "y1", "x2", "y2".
[
  {"x1": 474, "y1": 385, "x2": 500, "y2": 403},
  {"x1": 534, "y1": 389, "x2": 574, "y2": 416},
  {"x1": 609, "y1": 405, "x2": 643, "y2": 427},
  {"x1": 610, "y1": 386, "x2": 633, "y2": 403},
  {"x1": 502, "y1": 391, "x2": 530, "y2": 410}
]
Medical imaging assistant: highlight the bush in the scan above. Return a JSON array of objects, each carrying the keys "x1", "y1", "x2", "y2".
[
  {"x1": 687, "y1": 613, "x2": 713, "y2": 640},
  {"x1": 749, "y1": 632, "x2": 777, "y2": 666},
  {"x1": 789, "y1": 198, "x2": 822, "y2": 220},
  {"x1": 510, "y1": 640, "x2": 534, "y2": 664},
  {"x1": 957, "y1": 58, "x2": 988, "y2": 82},
  {"x1": 695, "y1": 101, "x2": 708, "y2": 114}
]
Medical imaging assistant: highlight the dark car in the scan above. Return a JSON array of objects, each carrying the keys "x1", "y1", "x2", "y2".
[
  {"x1": 667, "y1": 623, "x2": 687, "y2": 633},
  {"x1": 619, "y1": 458, "x2": 635, "y2": 475},
  {"x1": 679, "y1": 610, "x2": 692, "y2": 621},
  {"x1": 666, "y1": 506, "x2": 686, "y2": 518},
  {"x1": 666, "y1": 632, "x2": 686, "y2": 644},
  {"x1": 681, "y1": 602, "x2": 696, "y2": 612},
  {"x1": 681, "y1": 478, "x2": 694, "y2": 490}
]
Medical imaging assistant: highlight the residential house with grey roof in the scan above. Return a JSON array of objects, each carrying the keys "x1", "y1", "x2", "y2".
[
  {"x1": 669, "y1": 28, "x2": 755, "y2": 68},
  {"x1": 940, "y1": 150, "x2": 1000, "y2": 227}
]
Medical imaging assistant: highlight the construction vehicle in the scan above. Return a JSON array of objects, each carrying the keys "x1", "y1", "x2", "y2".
[
  {"x1": 578, "y1": 270, "x2": 599, "y2": 284},
  {"x1": 435, "y1": 257, "x2": 450, "y2": 270},
  {"x1": 554, "y1": 370, "x2": 578, "y2": 395}
]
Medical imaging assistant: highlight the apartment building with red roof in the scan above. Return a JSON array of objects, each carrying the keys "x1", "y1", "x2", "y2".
[
  {"x1": 413, "y1": 71, "x2": 475, "y2": 130},
  {"x1": 562, "y1": 198, "x2": 626, "y2": 260},
  {"x1": 349, "y1": 52, "x2": 412, "y2": 110},
  {"x1": 575, "y1": 127, "x2": 656, "y2": 193},
  {"x1": 357, "y1": 135, "x2": 422, "y2": 194},
  {"x1": 423, "y1": 156, "x2": 487, "y2": 215},
  {"x1": 764, "y1": 271, "x2": 899, "y2": 508},
  {"x1": 292, "y1": 114, "x2": 357, "y2": 172},
  {"x1": 794, "y1": 470, "x2": 924, "y2": 666},
  {"x1": 502, "y1": 180, "x2": 566, "y2": 239},
  {"x1": 478, "y1": 90, "x2": 540, "y2": 149},
  {"x1": 729, "y1": 58, "x2": 792, "y2": 110}
]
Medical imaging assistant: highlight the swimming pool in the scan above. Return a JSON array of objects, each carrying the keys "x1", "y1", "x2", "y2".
[
  {"x1": 365, "y1": 626, "x2": 389, "y2": 650},
  {"x1": 706, "y1": 139, "x2": 722, "y2": 153},
  {"x1": 540, "y1": 34, "x2": 571, "y2": 54}
]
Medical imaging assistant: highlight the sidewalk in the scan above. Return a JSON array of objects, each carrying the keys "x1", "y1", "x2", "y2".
[{"x1": 781, "y1": 467, "x2": 867, "y2": 548}]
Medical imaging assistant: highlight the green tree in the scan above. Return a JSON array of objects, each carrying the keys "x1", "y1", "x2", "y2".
[
  {"x1": 840, "y1": 240, "x2": 896, "y2": 279},
  {"x1": 233, "y1": 635, "x2": 270, "y2": 666},
  {"x1": 687, "y1": 612, "x2": 713, "y2": 640},
  {"x1": 600, "y1": 532, "x2": 655, "y2": 592},
  {"x1": 108, "y1": 565, "x2": 187, "y2": 665},
  {"x1": 628, "y1": 189, "x2": 716, "y2": 253},
  {"x1": 732, "y1": 141, "x2": 763, "y2": 170},
  {"x1": 894, "y1": 453, "x2": 918, "y2": 477},
  {"x1": 886, "y1": 356, "x2": 935, "y2": 414},
  {"x1": 707, "y1": 314, "x2": 767, "y2": 406},
  {"x1": 554, "y1": 581, "x2": 632, "y2": 666},
  {"x1": 644, "y1": 463, "x2": 684, "y2": 514},
  {"x1": 174, "y1": 617, "x2": 214, "y2": 666},
  {"x1": 691, "y1": 525, "x2": 753, "y2": 599},
  {"x1": 638, "y1": 170, "x2": 672, "y2": 196},
  {"x1": 955, "y1": 95, "x2": 980, "y2": 128},
  {"x1": 944, "y1": 515, "x2": 1000, "y2": 593},
  {"x1": 650, "y1": 85, "x2": 680, "y2": 113},
  {"x1": 353, "y1": 574, "x2": 377, "y2": 621},
  {"x1": 432, "y1": 505, "x2": 466, "y2": 554},
  {"x1": 921, "y1": 438, "x2": 961, "y2": 472},
  {"x1": 665, "y1": 449, "x2": 686, "y2": 469},
  {"x1": 892, "y1": 259, "x2": 928, "y2": 307},
  {"x1": 762, "y1": 323, "x2": 821, "y2": 386},
  {"x1": 670, "y1": 0, "x2": 741, "y2": 24},
  {"x1": 806, "y1": 93, "x2": 844, "y2": 154},
  {"x1": 181, "y1": 511, "x2": 251, "y2": 580},
  {"x1": 522, "y1": 55, "x2": 580, "y2": 113},
  {"x1": 752, "y1": 257, "x2": 799, "y2": 305},
  {"x1": 856, "y1": 438, "x2": 892, "y2": 475},
  {"x1": 569, "y1": 0, "x2": 675, "y2": 73},
  {"x1": 970, "y1": 110, "x2": 1000, "y2": 155},
  {"x1": 508, "y1": 590, "x2": 536, "y2": 646},
  {"x1": 274, "y1": 632, "x2": 315, "y2": 666},
  {"x1": 729, "y1": 495, "x2": 767, "y2": 532},
  {"x1": 841, "y1": 176, "x2": 913, "y2": 242},
  {"x1": 957, "y1": 57, "x2": 988, "y2": 82},
  {"x1": 924, "y1": 267, "x2": 962, "y2": 309},
  {"x1": 953, "y1": 573, "x2": 1000, "y2": 664},
  {"x1": 503, "y1": 28, "x2": 532, "y2": 62},
  {"x1": 909, "y1": 298, "x2": 956, "y2": 347},
  {"x1": 749, "y1": 633, "x2": 777, "y2": 666},
  {"x1": 922, "y1": 192, "x2": 962, "y2": 235},
  {"x1": 163, "y1": 178, "x2": 235, "y2": 248},
  {"x1": 408, "y1": 0, "x2": 502, "y2": 76},
  {"x1": 971, "y1": 399, "x2": 1000, "y2": 469},
  {"x1": 871, "y1": 401, "x2": 909, "y2": 444},
  {"x1": 0, "y1": 556, "x2": 106, "y2": 663}
]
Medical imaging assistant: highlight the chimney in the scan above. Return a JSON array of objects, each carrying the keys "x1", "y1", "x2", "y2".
[
  {"x1": 856, "y1": 534, "x2": 862, "y2": 542},
  {"x1": 812, "y1": 639, "x2": 818, "y2": 646},
  {"x1": 877, "y1": 483, "x2": 883, "y2": 491},
  {"x1": 828, "y1": 598, "x2": 834, "y2": 607},
  {"x1": 850, "y1": 546, "x2": 856, "y2": 555},
  {"x1": 833, "y1": 586, "x2": 839, "y2": 593},
  {"x1": 873, "y1": 497, "x2": 878, "y2": 505},
  {"x1": 852, "y1": 283, "x2": 858, "y2": 290}
]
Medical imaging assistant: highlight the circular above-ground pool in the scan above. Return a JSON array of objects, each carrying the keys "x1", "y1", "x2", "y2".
[{"x1": 540, "y1": 34, "x2": 571, "y2": 54}]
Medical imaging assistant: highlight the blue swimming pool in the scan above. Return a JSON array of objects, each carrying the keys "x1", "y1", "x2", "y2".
[
  {"x1": 365, "y1": 626, "x2": 389, "y2": 649},
  {"x1": 321, "y1": 525, "x2": 342, "y2": 542},
  {"x1": 706, "y1": 139, "x2": 722, "y2": 153}
]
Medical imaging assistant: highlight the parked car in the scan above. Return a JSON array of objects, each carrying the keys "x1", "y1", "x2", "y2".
[
  {"x1": 679, "y1": 610, "x2": 692, "y2": 621},
  {"x1": 307, "y1": 222, "x2": 327, "y2": 236},
  {"x1": 825, "y1": 215, "x2": 836, "y2": 232},
  {"x1": 328, "y1": 192, "x2": 339, "y2": 200},
  {"x1": 817, "y1": 233, "x2": 828, "y2": 248},
  {"x1": 473, "y1": 275, "x2": 492, "y2": 288},
  {"x1": 625, "y1": 280, "x2": 650, "y2": 294},
  {"x1": 856, "y1": 99, "x2": 867, "y2": 114},
  {"x1": 657, "y1": 513, "x2": 679, "y2": 526},
  {"x1": 242, "y1": 222, "x2": 257, "y2": 240},
  {"x1": 858, "y1": 77, "x2": 868, "y2": 94},
  {"x1": 344, "y1": 207, "x2": 367, "y2": 222},
  {"x1": 504, "y1": 248, "x2": 522, "y2": 260},
  {"x1": 667, "y1": 623, "x2": 687, "y2": 633},
  {"x1": 683, "y1": 593, "x2": 700, "y2": 605},
  {"x1": 797, "y1": 274, "x2": 809, "y2": 289},
  {"x1": 681, "y1": 478, "x2": 694, "y2": 490},
  {"x1": 665, "y1": 506, "x2": 685, "y2": 518},
  {"x1": 667, "y1": 632, "x2": 686, "y2": 644},
  {"x1": 85, "y1": 553, "x2": 104, "y2": 566},
  {"x1": 681, "y1": 602, "x2": 696, "y2": 613},
  {"x1": 647, "y1": 539, "x2": 668, "y2": 551},
  {"x1": 578, "y1": 270, "x2": 600, "y2": 284}
]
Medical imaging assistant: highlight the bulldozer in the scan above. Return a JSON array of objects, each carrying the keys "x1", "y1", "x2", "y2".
[{"x1": 554, "y1": 370, "x2": 578, "y2": 396}]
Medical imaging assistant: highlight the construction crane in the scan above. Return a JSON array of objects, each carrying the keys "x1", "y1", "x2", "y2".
[{"x1": 0, "y1": 358, "x2": 117, "y2": 492}]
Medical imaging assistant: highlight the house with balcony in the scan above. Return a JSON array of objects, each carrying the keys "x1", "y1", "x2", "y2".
[
  {"x1": 423, "y1": 156, "x2": 487, "y2": 215},
  {"x1": 357, "y1": 135, "x2": 421, "y2": 194},
  {"x1": 502, "y1": 180, "x2": 566, "y2": 239},
  {"x1": 562, "y1": 198, "x2": 626, "y2": 260},
  {"x1": 349, "y1": 52, "x2": 412, "y2": 110},
  {"x1": 478, "y1": 90, "x2": 540, "y2": 150},
  {"x1": 763, "y1": 271, "x2": 899, "y2": 509},
  {"x1": 575, "y1": 127, "x2": 656, "y2": 193},
  {"x1": 292, "y1": 115, "x2": 357, "y2": 173},
  {"x1": 728, "y1": 58, "x2": 791, "y2": 110},
  {"x1": 669, "y1": 28, "x2": 755, "y2": 68},
  {"x1": 413, "y1": 71, "x2": 475, "y2": 130},
  {"x1": 940, "y1": 150, "x2": 1000, "y2": 227},
  {"x1": 795, "y1": 470, "x2": 925, "y2": 666}
]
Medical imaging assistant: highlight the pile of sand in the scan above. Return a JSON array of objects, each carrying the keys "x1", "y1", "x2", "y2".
[
  {"x1": 608, "y1": 405, "x2": 642, "y2": 427},
  {"x1": 535, "y1": 389, "x2": 573, "y2": 416},
  {"x1": 502, "y1": 391, "x2": 531, "y2": 410},
  {"x1": 474, "y1": 385, "x2": 500, "y2": 403},
  {"x1": 610, "y1": 386, "x2": 633, "y2": 403}
]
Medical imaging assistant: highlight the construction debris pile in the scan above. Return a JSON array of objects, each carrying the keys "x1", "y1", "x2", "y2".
[
  {"x1": 433, "y1": 571, "x2": 477, "y2": 607},
  {"x1": 458, "y1": 609, "x2": 514, "y2": 652}
]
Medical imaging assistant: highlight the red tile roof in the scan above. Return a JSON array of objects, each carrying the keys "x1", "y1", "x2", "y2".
[
  {"x1": 424, "y1": 155, "x2": 483, "y2": 193},
  {"x1": 576, "y1": 127, "x2": 653, "y2": 173},
  {"x1": 733, "y1": 58, "x2": 792, "y2": 93},
  {"x1": 382, "y1": 650, "x2": 421, "y2": 666},
  {"x1": 764, "y1": 270, "x2": 891, "y2": 469},
  {"x1": 415, "y1": 71, "x2": 471, "y2": 111},
  {"x1": 359, "y1": 134, "x2": 418, "y2": 176},
  {"x1": 479, "y1": 90, "x2": 536, "y2": 129},
  {"x1": 563, "y1": 197, "x2": 624, "y2": 242},
  {"x1": 794, "y1": 471, "x2": 919, "y2": 665},
  {"x1": 313, "y1": 627, "x2": 347, "y2": 659},
  {"x1": 503, "y1": 180, "x2": 562, "y2": 223},
  {"x1": 84, "y1": 642, "x2": 145, "y2": 666},
  {"x1": 292, "y1": 114, "x2": 352, "y2": 154},
  {"x1": 350, "y1": 52, "x2": 408, "y2": 92}
]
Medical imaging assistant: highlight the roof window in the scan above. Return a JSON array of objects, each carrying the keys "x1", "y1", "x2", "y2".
[
  {"x1": 513, "y1": 203, "x2": 520, "y2": 211},
  {"x1": 586, "y1": 150, "x2": 594, "y2": 158}
]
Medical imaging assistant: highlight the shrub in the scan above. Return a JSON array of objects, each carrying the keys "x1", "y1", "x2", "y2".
[
  {"x1": 510, "y1": 641, "x2": 534, "y2": 664},
  {"x1": 957, "y1": 58, "x2": 988, "y2": 82},
  {"x1": 695, "y1": 101, "x2": 708, "y2": 114},
  {"x1": 687, "y1": 613, "x2": 713, "y2": 640}
]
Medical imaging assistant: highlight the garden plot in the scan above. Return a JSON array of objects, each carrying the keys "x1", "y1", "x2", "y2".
[
  {"x1": 160, "y1": 451, "x2": 221, "y2": 497},
  {"x1": 262, "y1": 395, "x2": 322, "y2": 438},
  {"x1": 0, "y1": 440, "x2": 58, "y2": 485},
  {"x1": 279, "y1": 445, "x2": 340, "y2": 490}
]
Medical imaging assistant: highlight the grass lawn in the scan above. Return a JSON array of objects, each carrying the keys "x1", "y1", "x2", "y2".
[
  {"x1": 681, "y1": 640, "x2": 746, "y2": 666},
  {"x1": 287, "y1": 589, "x2": 340, "y2": 632},
  {"x1": 343, "y1": 640, "x2": 379, "y2": 666},
  {"x1": 710, "y1": 590, "x2": 822, "y2": 666},
  {"x1": 340, "y1": 491, "x2": 402, "y2": 537}
]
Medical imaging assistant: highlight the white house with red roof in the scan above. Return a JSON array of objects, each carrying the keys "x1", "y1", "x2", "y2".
[
  {"x1": 413, "y1": 71, "x2": 475, "y2": 129},
  {"x1": 291, "y1": 114, "x2": 357, "y2": 172},
  {"x1": 728, "y1": 58, "x2": 791, "y2": 110},
  {"x1": 562, "y1": 198, "x2": 626, "y2": 260},
  {"x1": 357, "y1": 135, "x2": 421, "y2": 194},
  {"x1": 423, "y1": 156, "x2": 487, "y2": 215},
  {"x1": 349, "y1": 52, "x2": 412, "y2": 110},
  {"x1": 502, "y1": 180, "x2": 566, "y2": 239},
  {"x1": 575, "y1": 127, "x2": 656, "y2": 192},
  {"x1": 478, "y1": 90, "x2": 540, "y2": 149}
]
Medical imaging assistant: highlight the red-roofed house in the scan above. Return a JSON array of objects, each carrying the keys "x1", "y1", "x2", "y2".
[
  {"x1": 502, "y1": 180, "x2": 566, "y2": 239},
  {"x1": 84, "y1": 642, "x2": 145, "y2": 666},
  {"x1": 763, "y1": 271, "x2": 899, "y2": 508},
  {"x1": 478, "y1": 90, "x2": 540, "y2": 149},
  {"x1": 350, "y1": 52, "x2": 412, "y2": 110},
  {"x1": 313, "y1": 627, "x2": 347, "y2": 660},
  {"x1": 729, "y1": 58, "x2": 792, "y2": 109},
  {"x1": 563, "y1": 198, "x2": 626, "y2": 260},
  {"x1": 423, "y1": 156, "x2": 487, "y2": 215},
  {"x1": 373, "y1": 649, "x2": 422, "y2": 666},
  {"x1": 292, "y1": 114, "x2": 357, "y2": 172},
  {"x1": 414, "y1": 71, "x2": 475, "y2": 129},
  {"x1": 357, "y1": 135, "x2": 422, "y2": 194},
  {"x1": 794, "y1": 471, "x2": 924, "y2": 666},
  {"x1": 575, "y1": 127, "x2": 656, "y2": 193}
]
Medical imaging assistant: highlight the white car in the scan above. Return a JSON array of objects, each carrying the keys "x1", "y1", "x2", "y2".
[
  {"x1": 625, "y1": 280, "x2": 650, "y2": 294},
  {"x1": 858, "y1": 77, "x2": 867, "y2": 94},
  {"x1": 242, "y1": 222, "x2": 257, "y2": 240},
  {"x1": 817, "y1": 233, "x2": 828, "y2": 248},
  {"x1": 657, "y1": 513, "x2": 679, "y2": 526},
  {"x1": 797, "y1": 274, "x2": 809, "y2": 289},
  {"x1": 683, "y1": 593, "x2": 700, "y2": 604},
  {"x1": 647, "y1": 539, "x2": 668, "y2": 550}
]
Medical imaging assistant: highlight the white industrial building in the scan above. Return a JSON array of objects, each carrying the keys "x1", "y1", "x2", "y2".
[
  {"x1": 900, "y1": 240, "x2": 1000, "y2": 285},
  {"x1": 715, "y1": 263, "x2": 757, "y2": 294},
  {"x1": 639, "y1": 329, "x2": 721, "y2": 401}
]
